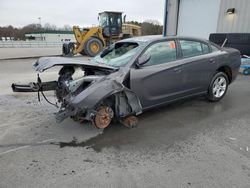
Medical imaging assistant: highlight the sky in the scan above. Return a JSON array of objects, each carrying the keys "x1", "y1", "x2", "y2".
[{"x1": 0, "y1": 0, "x2": 165, "y2": 28}]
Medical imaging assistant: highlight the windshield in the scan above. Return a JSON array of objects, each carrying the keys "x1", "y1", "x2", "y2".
[
  {"x1": 99, "y1": 13, "x2": 109, "y2": 28},
  {"x1": 93, "y1": 42, "x2": 140, "y2": 67}
]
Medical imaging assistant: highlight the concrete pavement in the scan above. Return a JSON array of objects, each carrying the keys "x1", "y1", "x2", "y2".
[
  {"x1": 0, "y1": 48, "x2": 62, "y2": 60},
  {"x1": 0, "y1": 58, "x2": 250, "y2": 188}
]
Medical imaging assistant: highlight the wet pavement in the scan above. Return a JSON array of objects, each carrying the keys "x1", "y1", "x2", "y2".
[
  {"x1": 0, "y1": 58, "x2": 250, "y2": 188},
  {"x1": 0, "y1": 48, "x2": 61, "y2": 60}
]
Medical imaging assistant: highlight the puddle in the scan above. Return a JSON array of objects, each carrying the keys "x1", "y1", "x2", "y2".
[
  {"x1": 49, "y1": 97, "x2": 235, "y2": 153},
  {"x1": 51, "y1": 125, "x2": 131, "y2": 152},
  {"x1": 50, "y1": 114, "x2": 192, "y2": 153}
]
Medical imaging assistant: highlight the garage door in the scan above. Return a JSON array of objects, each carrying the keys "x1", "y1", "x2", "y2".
[{"x1": 177, "y1": 0, "x2": 221, "y2": 39}]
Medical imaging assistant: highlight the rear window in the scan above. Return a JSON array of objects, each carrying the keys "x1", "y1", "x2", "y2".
[{"x1": 180, "y1": 40, "x2": 210, "y2": 58}]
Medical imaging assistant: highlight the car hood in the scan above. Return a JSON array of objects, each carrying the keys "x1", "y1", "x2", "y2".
[{"x1": 33, "y1": 57, "x2": 118, "y2": 72}]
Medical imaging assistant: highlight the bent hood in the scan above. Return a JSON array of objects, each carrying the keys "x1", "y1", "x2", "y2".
[{"x1": 33, "y1": 57, "x2": 118, "y2": 72}]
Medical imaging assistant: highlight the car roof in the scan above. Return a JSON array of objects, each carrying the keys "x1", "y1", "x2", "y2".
[{"x1": 120, "y1": 35, "x2": 210, "y2": 45}]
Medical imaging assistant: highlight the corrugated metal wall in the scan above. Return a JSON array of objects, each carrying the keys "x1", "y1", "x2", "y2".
[
  {"x1": 217, "y1": 0, "x2": 250, "y2": 33},
  {"x1": 167, "y1": 0, "x2": 250, "y2": 35}
]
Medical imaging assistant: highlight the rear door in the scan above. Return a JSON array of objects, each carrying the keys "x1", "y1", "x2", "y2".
[
  {"x1": 177, "y1": 39, "x2": 218, "y2": 94},
  {"x1": 130, "y1": 40, "x2": 185, "y2": 109}
]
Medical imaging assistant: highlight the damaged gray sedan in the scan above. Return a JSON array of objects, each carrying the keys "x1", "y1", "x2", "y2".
[{"x1": 12, "y1": 36, "x2": 241, "y2": 128}]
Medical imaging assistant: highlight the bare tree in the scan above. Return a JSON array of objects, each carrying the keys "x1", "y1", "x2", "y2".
[
  {"x1": 44, "y1": 23, "x2": 52, "y2": 30},
  {"x1": 0, "y1": 23, "x2": 42, "y2": 40},
  {"x1": 143, "y1": 19, "x2": 161, "y2": 26},
  {"x1": 141, "y1": 20, "x2": 163, "y2": 35},
  {"x1": 126, "y1": 20, "x2": 163, "y2": 35},
  {"x1": 63, "y1": 24, "x2": 72, "y2": 31}
]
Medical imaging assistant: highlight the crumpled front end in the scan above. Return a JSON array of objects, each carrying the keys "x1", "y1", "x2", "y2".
[
  {"x1": 12, "y1": 57, "x2": 142, "y2": 128},
  {"x1": 56, "y1": 78, "x2": 142, "y2": 123}
]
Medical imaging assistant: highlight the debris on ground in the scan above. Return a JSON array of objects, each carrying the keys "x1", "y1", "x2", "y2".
[{"x1": 120, "y1": 115, "x2": 138, "y2": 128}]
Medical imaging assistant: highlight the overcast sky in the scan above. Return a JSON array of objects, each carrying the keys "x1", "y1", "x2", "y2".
[{"x1": 0, "y1": 0, "x2": 165, "y2": 28}]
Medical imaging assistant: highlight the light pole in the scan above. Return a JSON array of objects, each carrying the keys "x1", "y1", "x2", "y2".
[
  {"x1": 163, "y1": 0, "x2": 168, "y2": 37},
  {"x1": 38, "y1": 17, "x2": 43, "y2": 41},
  {"x1": 38, "y1": 17, "x2": 41, "y2": 27}
]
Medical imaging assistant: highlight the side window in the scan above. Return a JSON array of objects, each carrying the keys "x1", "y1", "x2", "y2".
[
  {"x1": 201, "y1": 43, "x2": 210, "y2": 54},
  {"x1": 143, "y1": 41, "x2": 177, "y2": 66},
  {"x1": 180, "y1": 40, "x2": 210, "y2": 58},
  {"x1": 211, "y1": 44, "x2": 220, "y2": 52}
]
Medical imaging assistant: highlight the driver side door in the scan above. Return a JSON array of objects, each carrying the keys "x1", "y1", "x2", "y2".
[{"x1": 130, "y1": 40, "x2": 185, "y2": 109}]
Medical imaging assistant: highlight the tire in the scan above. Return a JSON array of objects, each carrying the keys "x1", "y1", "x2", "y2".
[
  {"x1": 62, "y1": 43, "x2": 69, "y2": 56},
  {"x1": 68, "y1": 42, "x2": 75, "y2": 56},
  {"x1": 62, "y1": 42, "x2": 74, "y2": 56},
  {"x1": 207, "y1": 72, "x2": 229, "y2": 102},
  {"x1": 84, "y1": 37, "x2": 103, "y2": 57}
]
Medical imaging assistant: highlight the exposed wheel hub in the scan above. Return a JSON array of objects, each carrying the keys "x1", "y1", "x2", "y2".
[{"x1": 94, "y1": 106, "x2": 114, "y2": 129}]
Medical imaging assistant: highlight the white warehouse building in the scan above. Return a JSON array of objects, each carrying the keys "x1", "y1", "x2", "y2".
[
  {"x1": 25, "y1": 31, "x2": 75, "y2": 42},
  {"x1": 166, "y1": 0, "x2": 250, "y2": 39}
]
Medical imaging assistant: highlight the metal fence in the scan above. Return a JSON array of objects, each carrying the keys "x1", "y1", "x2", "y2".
[{"x1": 0, "y1": 41, "x2": 64, "y2": 48}]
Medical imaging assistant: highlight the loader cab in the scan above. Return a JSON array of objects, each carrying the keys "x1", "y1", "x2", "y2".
[{"x1": 99, "y1": 11, "x2": 123, "y2": 38}]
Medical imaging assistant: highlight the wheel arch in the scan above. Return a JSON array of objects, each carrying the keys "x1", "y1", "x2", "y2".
[
  {"x1": 95, "y1": 89, "x2": 142, "y2": 119},
  {"x1": 217, "y1": 66, "x2": 232, "y2": 84}
]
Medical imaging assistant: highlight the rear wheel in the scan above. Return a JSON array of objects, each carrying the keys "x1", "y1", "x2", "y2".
[
  {"x1": 84, "y1": 37, "x2": 103, "y2": 57},
  {"x1": 207, "y1": 72, "x2": 229, "y2": 102}
]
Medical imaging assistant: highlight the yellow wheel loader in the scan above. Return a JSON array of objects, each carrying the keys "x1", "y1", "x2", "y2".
[{"x1": 62, "y1": 11, "x2": 142, "y2": 57}]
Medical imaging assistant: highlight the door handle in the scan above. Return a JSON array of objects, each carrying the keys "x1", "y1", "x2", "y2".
[{"x1": 210, "y1": 58, "x2": 216, "y2": 63}]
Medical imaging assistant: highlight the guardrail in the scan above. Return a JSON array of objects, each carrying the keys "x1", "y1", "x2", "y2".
[{"x1": 0, "y1": 41, "x2": 65, "y2": 48}]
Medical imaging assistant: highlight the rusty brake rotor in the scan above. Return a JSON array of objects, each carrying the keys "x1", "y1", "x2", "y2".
[{"x1": 94, "y1": 106, "x2": 114, "y2": 129}]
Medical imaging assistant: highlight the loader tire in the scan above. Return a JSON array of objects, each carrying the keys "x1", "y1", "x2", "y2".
[
  {"x1": 68, "y1": 42, "x2": 75, "y2": 56},
  {"x1": 84, "y1": 37, "x2": 103, "y2": 57},
  {"x1": 62, "y1": 42, "x2": 74, "y2": 56},
  {"x1": 62, "y1": 43, "x2": 69, "y2": 56}
]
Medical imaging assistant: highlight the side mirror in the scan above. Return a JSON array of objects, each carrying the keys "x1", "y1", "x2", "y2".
[{"x1": 137, "y1": 54, "x2": 151, "y2": 67}]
